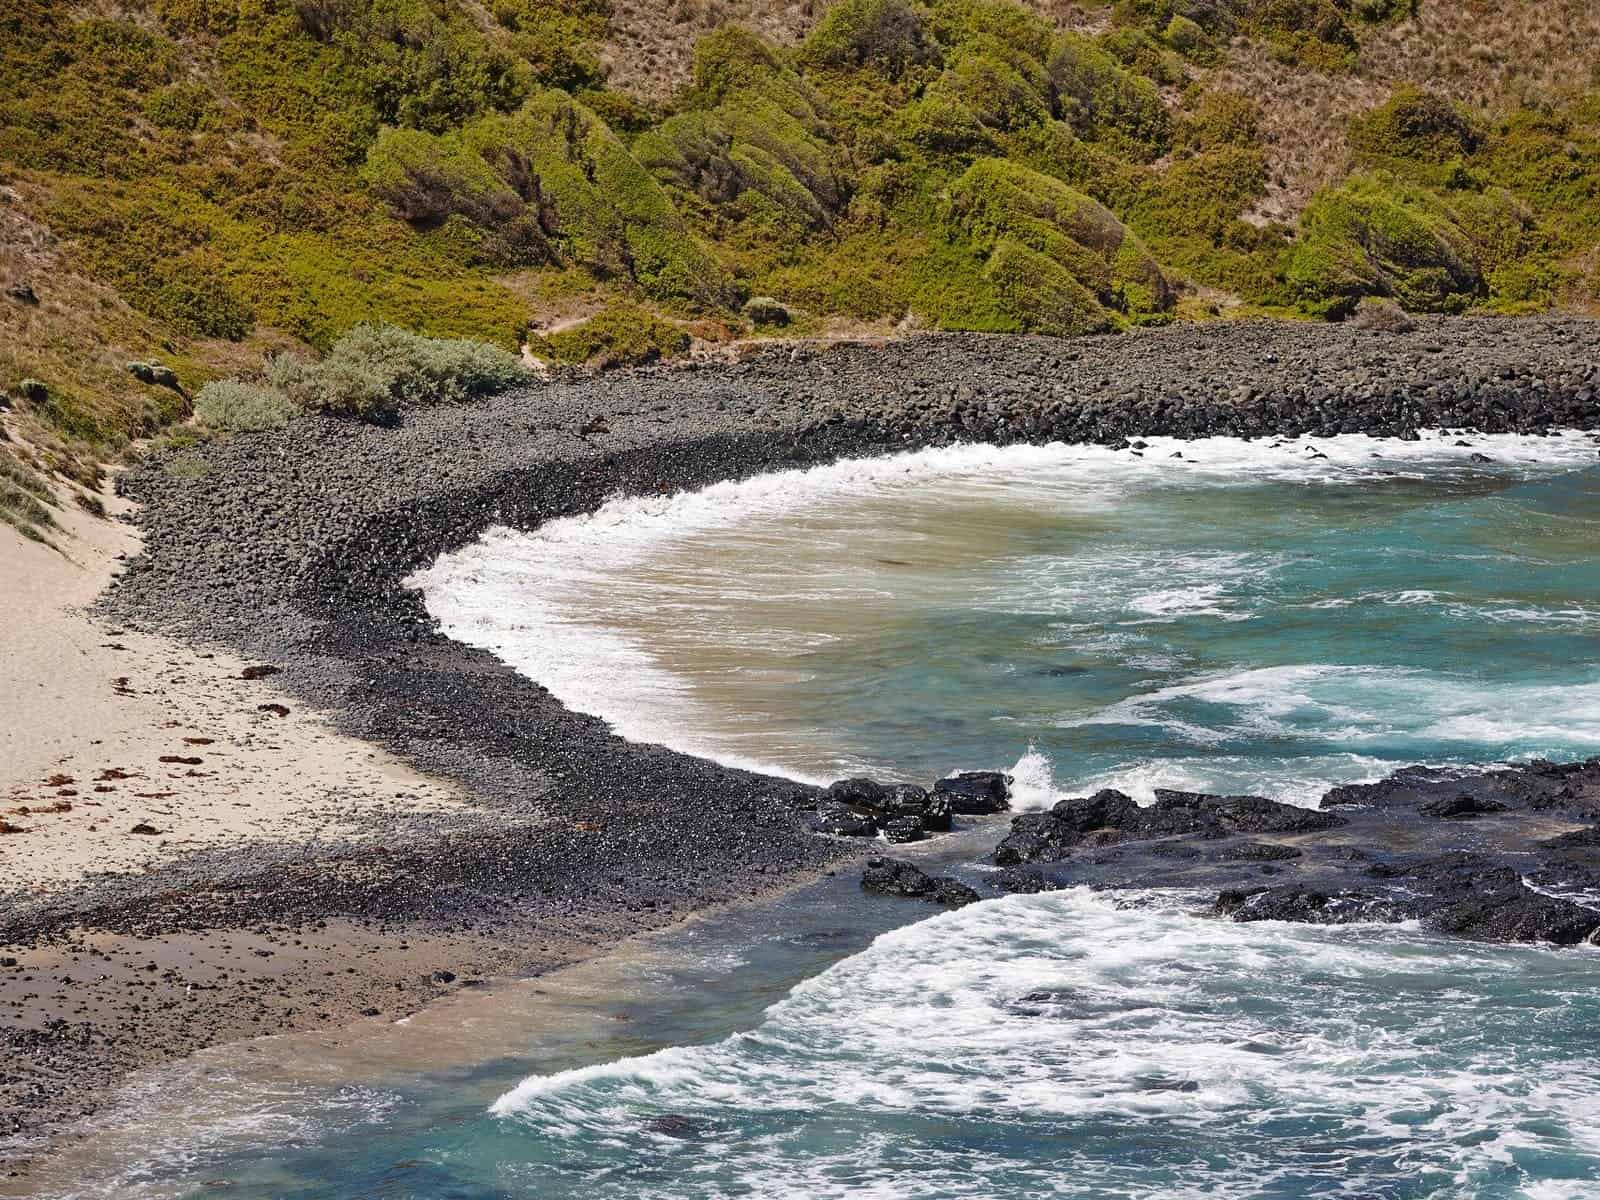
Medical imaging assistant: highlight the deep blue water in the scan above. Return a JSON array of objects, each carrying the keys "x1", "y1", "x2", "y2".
[{"x1": 25, "y1": 433, "x2": 1600, "y2": 1200}]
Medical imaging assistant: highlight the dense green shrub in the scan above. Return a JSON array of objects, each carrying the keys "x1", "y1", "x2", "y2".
[
  {"x1": 1000, "y1": 121, "x2": 1113, "y2": 188},
  {"x1": 1179, "y1": 91, "x2": 1262, "y2": 152},
  {"x1": 363, "y1": 126, "x2": 520, "y2": 223},
  {"x1": 50, "y1": 181, "x2": 257, "y2": 339},
  {"x1": 361, "y1": 124, "x2": 555, "y2": 265},
  {"x1": 1287, "y1": 175, "x2": 1482, "y2": 316},
  {"x1": 1114, "y1": 143, "x2": 1285, "y2": 299},
  {"x1": 534, "y1": 304, "x2": 691, "y2": 367},
  {"x1": 195, "y1": 379, "x2": 298, "y2": 431},
  {"x1": 1130, "y1": 145, "x2": 1269, "y2": 244},
  {"x1": 983, "y1": 238, "x2": 1111, "y2": 335},
  {"x1": 1049, "y1": 35, "x2": 1172, "y2": 160},
  {"x1": 800, "y1": 0, "x2": 936, "y2": 77},
  {"x1": 576, "y1": 89, "x2": 659, "y2": 135},
  {"x1": 1350, "y1": 0, "x2": 1417, "y2": 23},
  {"x1": 950, "y1": 158, "x2": 1174, "y2": 320},
  {"x1": 268, "y1": 325, "x2": 533, "y2": 417},
  {"x1": 763, "y1": 227, "x2": 923, "y2": 319},
  {"x1": 889, "y1": 93, "x2": 996, "y2": 157},
  {"x1": 1099, "y1": 26, "x2": 1185, "y2": 86},
  {"x1": 493, "y1": 0, "x2": 611, "y2": 91},
  {"x1": 691, "y1": 27, "x2": 795, "y2": 109},
  {"x1": 155, "y1": 0, "x2": 239, "y2": 37},
  {"x1": 639, "y1": 28, "x2": 850, "y2": 242},
  {"x1": 143, "y1": 83, "x2": 213, "y2": 132},
  {"x1": 1251, "y1": 0, "x2": 1358, "y2": 69},
  {"x1": 926, "y1": 0, "x2": 1054, "y2": 64},
  {"x1": 479, "y1": 93, "x2": 733, "y2": 304},
  {"x1": 289, "y1": 0, "x2": 530, "y2": 133},
  {"x1": 143, "y1": 252, "x2": 256, "y2": 341},
  {"x1": 928, "y1": 43, "x2": 1050, "y2": 133},
  {"x1": 1349, "y1": 86, "x2": 1481, "y2": 165},
  {"x1": 1163, "y1": 14, "x2": 1216, "y2": 62}
]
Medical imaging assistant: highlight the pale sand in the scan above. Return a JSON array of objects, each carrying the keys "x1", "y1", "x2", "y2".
[{"x1": 0, "y1": 471, "x2": 465, "y2": 895}]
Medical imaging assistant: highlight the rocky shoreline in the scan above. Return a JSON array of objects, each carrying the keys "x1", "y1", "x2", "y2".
[{"x1": 4, "y1": 315, "x2": 1600, "y2": 1173}]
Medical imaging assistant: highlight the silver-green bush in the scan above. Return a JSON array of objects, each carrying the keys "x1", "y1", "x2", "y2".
[
  {"x1": 194, "y1": 379, "x2": 297, "y2": 431},
  {"x1": 280, "y1": 325, "x2": 533, "y2": 418}
]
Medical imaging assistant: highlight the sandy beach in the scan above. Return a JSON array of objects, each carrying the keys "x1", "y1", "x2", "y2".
[{"x1": 0, "y1": 477, "x2": 466, "y2": 894}]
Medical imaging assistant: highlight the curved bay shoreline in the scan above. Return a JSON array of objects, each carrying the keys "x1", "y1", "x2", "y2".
[{"x1": 5, "y1": 316, "x2": 1600, "y2": 1176}]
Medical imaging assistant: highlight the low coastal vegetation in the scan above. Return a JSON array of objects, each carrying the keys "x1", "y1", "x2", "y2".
[
  {"x1": 196, "y1": 325, "x2": 533, "y2": 428},
  {"x1": 0, "y1": 0, "x2": 1597, "y2": 526}
]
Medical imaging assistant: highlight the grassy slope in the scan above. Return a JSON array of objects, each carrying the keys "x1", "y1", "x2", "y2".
[{"x1": 0, "y1": 0, "x2": 1597, "y2": 523}]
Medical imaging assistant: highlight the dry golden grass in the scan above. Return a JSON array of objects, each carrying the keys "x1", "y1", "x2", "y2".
[
  {"x1": 602, "y1": 0, "x2": 818, "y2": 98},
  {"x1": 1218, "y1": 0, "x2": 1600, "y2": 222}
]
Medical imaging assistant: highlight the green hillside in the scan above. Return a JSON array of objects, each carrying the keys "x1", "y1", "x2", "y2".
[{"x1": 2, "y1": 0, "x2": 1598, "y2": 533}]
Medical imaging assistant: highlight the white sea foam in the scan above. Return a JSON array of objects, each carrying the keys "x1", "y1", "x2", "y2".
[
  {"x1": 1061, "y1": 663, "x2": 1600, "y2": 760},
  {"x1": 490, "y1": 888, "x2": 1600, "y2": 1199},
  {"x1": 1002, "y1": 744, "x2": 1059, "y2": 809},
  {"x1": 994, "y1": 742, "x2": 1401, "y2": 809}
]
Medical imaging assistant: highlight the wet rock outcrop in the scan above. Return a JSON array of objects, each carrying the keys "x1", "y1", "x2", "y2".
[
  {"x1": 1218, "y1": 852, "x2": 1600, "y2": 945},
  {"x1": 994, "y1": 788, "x2": 1343, "y2": 865},
  {"x1": 860, "y1": 857, "x2": 980, "y2": 908},
  {"x1": 989, "y1": 760, "x2": 1600, "y2": 948},
  {"x1": 808, "y1": 772, "x2": 1007, "y2": 841}
]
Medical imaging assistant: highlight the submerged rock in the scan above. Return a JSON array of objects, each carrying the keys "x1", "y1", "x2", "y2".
[
  {"x1": 1218, "y1": 841, "x2": 1303, "y2": 862},
  {"x1": 1542, "y1": 826, "x2": 1600, "y2": 849},
  {"x1": 991, "y1": 867, "x2": 1061, "y2": 894},
  {"x1": 644, "y1": 1114, "x2": 710, "y2": 1139},
  {"x1": 861, "y1": 857, "x2": 980, "y2": 907},
  {"x1": 1419, "y1": 794, "x2": 1509, "y2": 819}
]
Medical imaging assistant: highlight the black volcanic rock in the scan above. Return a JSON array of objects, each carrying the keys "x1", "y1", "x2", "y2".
[
  {"x1": 861, "y1": 857, "x2": 979, "y2": 907},
  {"x1": 991, "y1": 867, "x2": 1061, "y2": 893},
  {"x1": 1430, "y1": 891, "x2": 1600, "y2": 945},
  {"x1": 933, "y1": 771, "x2": 1013, "y2": 814},
  {"x1": 1216, "y1": 885, "x2": 1396, "y2": 925},
  {"x1": 882, "y1": 816, "x2": 925, "y2": 844},
  {"x1": 1161, "y1": 791, "x2": 1345, "y2": 835},
  {"x1": 811, "y1": 802, "x2": 878, "y2": 838},
  {"x1": 1322, "y1": 758, "x2": 1600, "y2": 818},
  {"x1": 821, "y1": 779, "x2": 952, "y2": 835},
  {"x1": 825, "y1": 778, "x2": 890, "y2": 810},
  {"x1": 1215, "y1": 852, "x2": 1600, "y2": 946},
  {"x1": 918, "y1": 791, "x2": 954, "y2": 833},
  {"x1": 1419, "y1": 794, "x2": 1509, "y2": 819},
  {"x1": 994, "y1": 789, "x2": 1341, "y2": 865}
]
